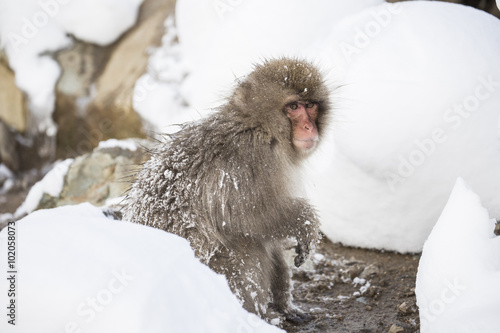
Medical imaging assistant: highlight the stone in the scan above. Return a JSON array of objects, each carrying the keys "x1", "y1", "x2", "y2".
[
  {"x1": 37, "y1": 139, "x2": 152, "y2": 210},
  {"x1": 87, "y1": 0, "x2": 176, "y2": 141},
  {"x1": 388, "y1": 324, "x2": 404, "y2": 333},
  {"x1": 0, "y1": 52, "x2": 26, "y2": 133},
  {"x1": 0, "y1": 121, "x2": 19, "y2": 171}
]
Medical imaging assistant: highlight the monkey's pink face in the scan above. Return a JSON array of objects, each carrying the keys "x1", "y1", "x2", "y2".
[{"x1": 285, "y1": 101, "x2": 319, "y2": 152}]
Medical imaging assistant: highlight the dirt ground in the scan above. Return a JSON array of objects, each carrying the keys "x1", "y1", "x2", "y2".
[{"x1": 283, "y1": 237, "x2": 421, "y2": 333}]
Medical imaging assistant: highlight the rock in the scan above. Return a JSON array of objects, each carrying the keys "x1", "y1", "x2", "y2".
[
  {"x1": 36, "y1": 139, "x2": 152, "y2": 210},
  {"x1": 388, "y1": 324, "x2": 404, "y2": 333},
  {"x1": 86, "y1": 0, "x2": 176, "y2": 141},
  {"x1": 397, "y1": 302, "x2": 409, "y2": 315},
  {"x1": 52, "y1": 0, "x2": 176, "y2": 159},
  {"x1": 0, "y1": 53, "x2": 27, "y2": 133},
  {"x1": 359, "y1": 264, "x2": 381, "y2": 279},
  {"x1": 0, "y1": 121, "x2": 19, "y2": 172}
]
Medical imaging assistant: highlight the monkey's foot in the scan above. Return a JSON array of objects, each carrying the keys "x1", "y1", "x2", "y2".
[{"x1": 284, "y1": 310, "x2": 313, "y2": 325}]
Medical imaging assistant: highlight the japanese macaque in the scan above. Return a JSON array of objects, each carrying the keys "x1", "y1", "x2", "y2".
[{"x1": 123, "y1": 58, "x2": 330, "y2": 323}]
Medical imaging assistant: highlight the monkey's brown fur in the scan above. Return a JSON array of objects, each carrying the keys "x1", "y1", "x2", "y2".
[{"x1": 123, "y1": 58, "x2": 330, "y2": 322}]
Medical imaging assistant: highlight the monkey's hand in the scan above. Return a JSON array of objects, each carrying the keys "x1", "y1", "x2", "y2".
[
  {"x1": 293, "y1": 204, "x2": 320, "y2": 267},
  {"x1": 294, "y1": 242, "x2": 308, "y2": 267}
]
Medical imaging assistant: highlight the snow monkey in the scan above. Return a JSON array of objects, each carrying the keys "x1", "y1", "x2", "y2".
[{"x1": 124, "y1": 58, "x2": 331, "y2": 323}]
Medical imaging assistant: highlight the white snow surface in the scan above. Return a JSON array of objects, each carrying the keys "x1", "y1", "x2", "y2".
[
  {"x1": 133, "y1": 17, "x2": 197, "y2": 134},
  {"x1": 0, "y1": 164, "x2": 15, "y2": 194},
  {"x1": 172, "y1": 0, "x2": 500, "y2": 252},
  {"x1": 175, "y1": 0, "x2": 384, "y2": 113},
  {"x1": 97, "y1": 138, "x2": 138, "y2": 151},
  {"x1": 0, "y1": 204, "x2": 284, "y2": 333},
  {"x1": 0, "y1": 0, "x2": 143, "y2": 134},
  {"x1": 305, "y1": 2, "x2": 500, "y2": 252},
  {"x1": 14, "y1": 158, "x2": 73, "y2": 218},
  {"x1": 415, "y1": 178, "x2": 500, "y2": 333}
]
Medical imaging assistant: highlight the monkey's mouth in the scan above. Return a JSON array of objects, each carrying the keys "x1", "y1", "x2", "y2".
[{"x1": 293, "y1": 139, "x2": 318, "y2": 151}]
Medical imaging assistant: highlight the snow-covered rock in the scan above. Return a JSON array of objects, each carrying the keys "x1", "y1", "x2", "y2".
[
  {"x1": 13, "y1": 139, "x2": 153, "y2": 216},
  {"x1": 415, "y1": 178, "x2": 500, "y2": 333},
  {"x1": 173, "y1": 0, "x2": 500, "y2": 252},
  {"x1": 0, "y1": 204, "x2": 284, "y2": 333},
  {"x1": 14, "y1": 158, "x2": 73, "y2": 217},
  {"x1": 0, "y1": 0, "x2": 143, "y2": 134}
]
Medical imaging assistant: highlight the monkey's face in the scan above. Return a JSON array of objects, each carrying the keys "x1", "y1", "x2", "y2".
[
  {"x1": 284, "y1": 100, "x2": 320, "y2": 153},
  {"x1": 229, "y1": 58, "x2": 330, "y2": 160}
]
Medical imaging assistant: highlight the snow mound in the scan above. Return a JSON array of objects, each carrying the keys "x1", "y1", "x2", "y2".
[
  {"x1": 175, "y1": 0, "x2": 384, "y2": 112},
  {"x1": 415, "y1": 178, "x2": 500, "y2": 333},
  {"x1": 0, "y1": 204, "x2": 284, "y2": 333},
  {"x1": 0, "y1": 0, "x2": 143, "y2": 134},
  {"x1": 14, "y1": 158, "x2": 73, "y2": 217},
  {"x1": 305, "y1": 1, "x2": 500, "y2": 252}
]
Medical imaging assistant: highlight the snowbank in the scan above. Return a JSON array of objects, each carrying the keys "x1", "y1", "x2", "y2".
[
  {"x1": 0, "y1": 204, "x2": 284, "y2": 333},
  {"x1": 0, "y1": 0, "x2": 143, "y2": 134},
  {"x1": 172, "y1": 0, "x2": 500, "y2": 252},
  {"x1": 305, "y1": 1, "x2": 500, "y2": 252},
  {"x1": 14, "y1": 158, "x2": 73, "y2": 217},
  {"x1": 415, "y1": 178, "x2": 500, "y2": 333},
  {"x1": 175, "y1": 0, "x2": 384, "y2": 113}
]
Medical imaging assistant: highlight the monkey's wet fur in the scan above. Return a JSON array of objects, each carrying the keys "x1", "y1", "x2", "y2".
[{"x1": 124, "y1": 58, "x2": 331, "y2": 325}]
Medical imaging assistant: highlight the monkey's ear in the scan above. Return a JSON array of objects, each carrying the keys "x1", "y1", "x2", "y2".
[{"x1": 233, "y1": 81, "x2": 253, "y2": 107}]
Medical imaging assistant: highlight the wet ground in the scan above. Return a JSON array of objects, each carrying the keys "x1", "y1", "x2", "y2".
[{"x1": 283, "y1": 237, "x2": 421, "y2": 333}]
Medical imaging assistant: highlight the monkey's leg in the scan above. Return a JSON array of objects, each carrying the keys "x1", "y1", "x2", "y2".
[
  {"x1": 270, "y1": 244, "x2": 312, "y2": 324},
  {"x1": 209, "y1": 242, "x2": 276, "y2": 319}
]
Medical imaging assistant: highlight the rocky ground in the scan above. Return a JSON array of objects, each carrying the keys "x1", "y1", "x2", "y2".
[{"x1": 284, "y1": 237, "x2": 421, "y2": 333}]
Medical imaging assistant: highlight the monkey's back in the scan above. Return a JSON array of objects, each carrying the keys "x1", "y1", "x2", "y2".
[{"x1": 123, "y1": 113, "x2": 282, "y2": 262}]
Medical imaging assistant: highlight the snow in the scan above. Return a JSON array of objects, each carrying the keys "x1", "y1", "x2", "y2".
[
  {"x1": 14, "y1": 158, "x2": 73, "y2": 218},
  {"x1": 175, "y1": 0, "x2": 384, "y2": 113},
  {"x1": 171, "y1": 0, "x2": 500, "y2": 252},
  {"x1": 0, "y1": 0, "x2": 143, "y2": 134},
  {"x1": 305, "y1": 1, "x2": 500, "y2": 252},
  {"x1": 415, "y1": 178, "x2": 500, "y2": 333},
  {"x1": 97, "y1": 138, "x2": 138, "y2": 151},
  {"x1": 0, "y1": 203, "x2": 283, "y2": 333},
  {"x1": 132, "y1": 17, "x2": 197, "y2": 133},
  {"x1": 0, "y1": 164, "x2": 15, "y2": 194}
]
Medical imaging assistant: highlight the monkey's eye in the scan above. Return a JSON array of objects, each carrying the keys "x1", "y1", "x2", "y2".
[
  {"x1": 305, "y1": 102, "x2": 317, "y2": 109},
  {"x1": 288, "y1": 103, "x2": 299, "y2": 110}
]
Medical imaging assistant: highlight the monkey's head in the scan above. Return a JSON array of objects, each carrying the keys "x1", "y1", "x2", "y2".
[{"x1": 229, "y1": 58, "x2": 330, "y2": 160}]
